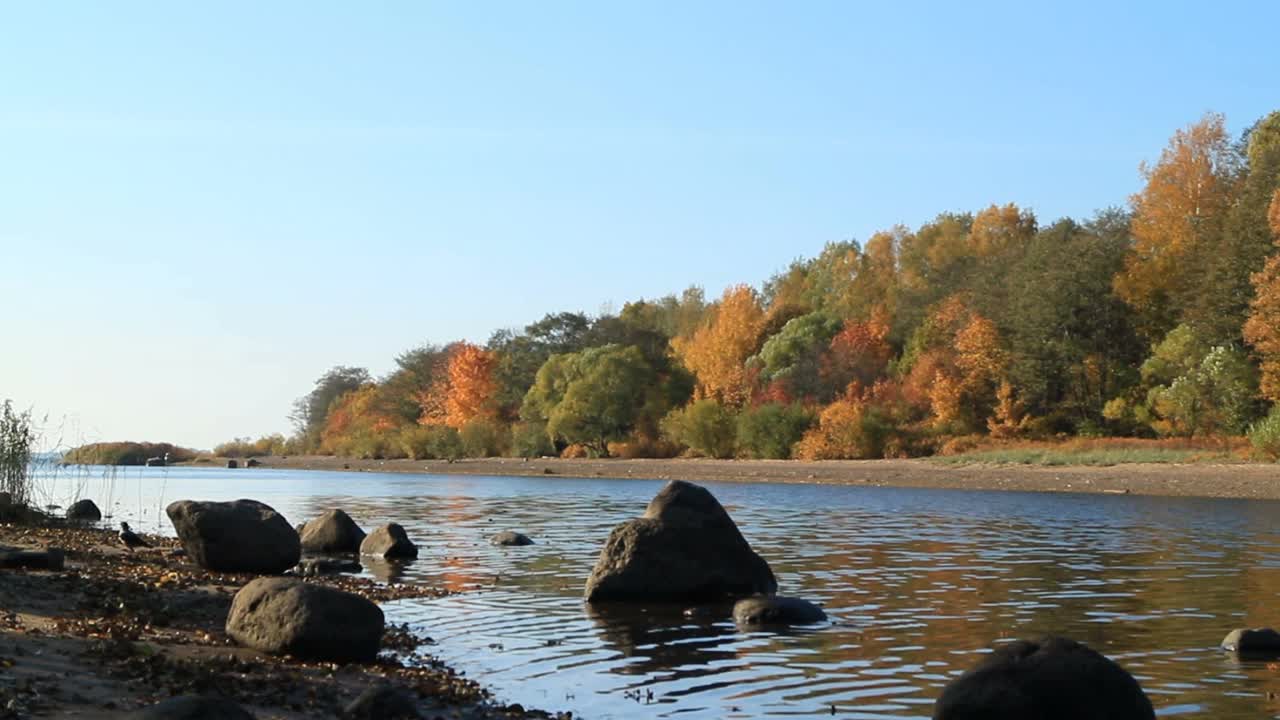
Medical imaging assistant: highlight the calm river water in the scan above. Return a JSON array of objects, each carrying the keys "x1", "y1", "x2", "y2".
[{"x1": 29, "y1": 464, "x2": 1280, "y2": 719}]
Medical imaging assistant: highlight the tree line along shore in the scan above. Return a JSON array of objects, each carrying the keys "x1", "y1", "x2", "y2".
[{"x1": 58, "y1": 109, "x2": 1280, "y2": 469}]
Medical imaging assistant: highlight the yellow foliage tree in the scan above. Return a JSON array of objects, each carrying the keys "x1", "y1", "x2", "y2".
[
  {"x1": 968, "y1": 203, "x2": 1036, "y2": 257},
  {"x1": 1115, "y1": 113, "x2": 1238, "y2": 337},
  {"x1": 672, "y1": 284, "x2": 765, "y2": 406}
]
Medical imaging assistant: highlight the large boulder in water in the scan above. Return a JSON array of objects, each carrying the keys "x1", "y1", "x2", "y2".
[
  {"x1": 360, "y1": 523, "x2": 418, "y2": 559},
  {"x1": 584, "y1": 480, "x2": 776, "y2": 602},
  {"x1": 66, "y1": 498, "x2": 102, "y2": 521},
  {"x1": 226, "y1": 577, "x2": 384, "y2": 662},
  {"x1": 166, "y1": 499, "x2": 300, "y2": 574},
  {"x1": 299, "y1": 509, "x2": 366, "y2": 553},
  {"x1": 932, "y1": 636, "x2": 1155, "y2": 720}
]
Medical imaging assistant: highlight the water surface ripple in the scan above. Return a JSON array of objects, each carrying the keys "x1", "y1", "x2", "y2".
[{"x1": 32, "y1": 465, "x2": 1280, "y2": 718}]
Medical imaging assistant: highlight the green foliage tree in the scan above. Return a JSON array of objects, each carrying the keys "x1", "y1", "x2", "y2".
[
  {"x1": 735, "y1": 403, "x2": 815, "y2": 459},
  {"x1": 749, "y1": 312, "x2": 843, "y2": 401},
  {"x1": 543, "y1": 345, "x2": 659, "y2": 456},
  {"x1": 660, "y1": 399, "x2": 737, "y2": 458},
  {"x1": 1002, "y1": 213, "x2": 1143, "y2": 424},
  {"x1": 1138, "y1": 326, "x2": 1260, "y2": 435}
]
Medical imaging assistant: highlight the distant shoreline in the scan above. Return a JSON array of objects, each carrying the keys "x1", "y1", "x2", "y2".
[{"x1": 220, "y1": 455, "x2": 1280, "y2": 501}]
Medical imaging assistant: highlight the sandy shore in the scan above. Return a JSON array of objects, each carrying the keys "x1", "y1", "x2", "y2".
[
  {"x1": 0, "y1": 521, "x2": 563, "y2": 719},
  {"x1": 244, "y1": 455, "x2": 1280, "y2": 501}
]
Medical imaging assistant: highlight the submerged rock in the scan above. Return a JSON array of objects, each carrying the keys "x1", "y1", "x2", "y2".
[
  {"x1": 932, "y1": 636, "x2": 1154, "y2": 720},
  {"x1": 166, "y1": 499, "x2": 300, "y2": 574},
  {"x1": 360, "y1": 523, "x2": 418, "y2": 559},
  {"x1": 299, "y1": 509, "x2": 366, "y2": 553},
  {"x1": 733, "y1": 595, "x2": 827, "y2": 626},
  {"x1": 490, "y1": 530, "x2": 534, "y2": 546},
  {"x1": 584, "y1": 480, "x2": 776, "y2": 602},
  {"x1": 129, "y1": 695, "x2": 255, "y2": 719},
  {"x1": 66, "y1": 498, "x2": 102, "y2": 521},
  {"x1": 294, "y1": 557, "x2": 362, "y2": 577},
  {"x1": 1222, "y1": 627, "x2": 1280, "y2": 656},
  {"x1": 226, "y1": 577, "x2": 384, "y2": 662}
]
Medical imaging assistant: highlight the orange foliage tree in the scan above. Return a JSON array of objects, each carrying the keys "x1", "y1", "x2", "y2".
[
  {"x1": 1244, "y1": 189, "x2": 1280, "y2": 402},
  {"x1": 672, "y1": 284, "x2": 765, "y2": 406},
  {"x1": 901, "y1": 296, "x2": 1008, "y2": 430},
  {"x1": 1115, "y1": 113, "x2": 1238, "y2": 337},
  {"x1": 443, "y1": 343, "x2": 499, "y2": 429},
  {"x1": 821, "y1": 308, "x2": 893, "y2": 391},
  {"x1": 415, "y1": 343, "x2": 499, "y2": 429},
  {"x1": 319, "y1": 385, "x2": 397, "y2": 455}
]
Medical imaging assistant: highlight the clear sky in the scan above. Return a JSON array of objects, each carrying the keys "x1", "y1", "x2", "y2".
[{"x1": 2, "y1": 1, "x2": 1277, "y2": 449}]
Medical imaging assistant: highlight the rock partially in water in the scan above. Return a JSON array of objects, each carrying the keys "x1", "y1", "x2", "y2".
[
  {"x1": 490, "y1": 530, "x2": 534, "y2": 547},
  {"x1": 226, "y1": 577, "x2": 384, "y2": 662},
  {"x1": 66, "y1": 498, "x2": 102, "y2": 521},
  {"x1": 299, "y1": 509, "x2": 366, "y2": 553},
  {"x1": 932, "y1": 636, "x2": 1154, "y2": 720},
  {"x1": 166, "y1": 499, "x2": 300, "y2": 574},
  {"x1": 293, "y1": 557, "x2": 362, "y2": 577},
  {"x1": 733, "y1": 595, "x2": 827, "y2": 626},
  {"x1": 1222, "y1": 627, "x2": 1280, "y2": 656},
  {"x1": 128, "y1": 695, "x2": 255, "y2": 719},
  {"x1": 360, "y1": 523, "x2": 418, "y2": 559},
  {"x1": 584, "y1": 480, "x2": 777, "y2": 602},
  {"x1": 344, "y1": 685, "x2": 421, "y2": 719}
]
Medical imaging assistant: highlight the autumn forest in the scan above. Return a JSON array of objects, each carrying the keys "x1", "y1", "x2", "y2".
[{"x1": 218, "y1": 110, "x2": 1280, "y2": 463}]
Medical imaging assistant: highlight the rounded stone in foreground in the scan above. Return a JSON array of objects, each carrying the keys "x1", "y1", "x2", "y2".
[
  {"x1": 733, "y1": 595, "x2": 827, "y2": 626},
  {"x1": 490, "y1": 530, "x2": 534, "y2": 546},
  {"x1": 933, "y1": 636, "x2": 1154, "y2": 720},
  {"x1": 1222, "y1": 627, "x2": 1280, "y2": 656},
  {"x1": 360, "y1": 523, "x2": 418, "y2": 558},
  {"x1": 226, "y1": 577, "x2": 384, "y2": 663},
  {"x1": 128, "y1": 695, "x2": 255, "y2": 719}
]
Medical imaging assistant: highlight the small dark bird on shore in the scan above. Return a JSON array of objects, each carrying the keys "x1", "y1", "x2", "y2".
[{"x1": 118, "y1": 522, "x2": 150, "y2": 551}]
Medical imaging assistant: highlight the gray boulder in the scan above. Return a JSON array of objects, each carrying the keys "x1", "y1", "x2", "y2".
[
  {"x1": 584, "y1": 480, "x2": 777, "y2": 602},
  {"x1": 66, "y1": 498, "x2": 102, "y2": 521},
  {"x1": 129, "y1": 695, "x2": 254, "y2": 719},
  {"x1": 933, "y1": 636, "x2": 1154, "y2": 720},
  {"x1": 490, "y1": 530, "x2": 534, "y2": 546},
  {"x1": 1222, "y1": 627, "x2": 1280, "y2": 656},
  {"x1": 226, "y1": 577, "x2": 384, "y2": 662},
  {"x1": 360, "y1": 523, "x2": 418, "y2": 559},
  {"x1": 166, "y1": 499, "x2": 300, "y2": 574},
  {"x1": 299, "y1": 509, "x2": 366, "y2": 553},
  {"x1": 733, "y1": 595, "x2": 827, "y2": 626}
]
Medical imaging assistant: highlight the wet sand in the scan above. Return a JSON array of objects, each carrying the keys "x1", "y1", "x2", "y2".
[
  {"x1": 0, "y1": 521, "x2": 564, "y2": 719},
  {"x1": 247, "y1": 455, "x2": 1280, "y2": 501}
]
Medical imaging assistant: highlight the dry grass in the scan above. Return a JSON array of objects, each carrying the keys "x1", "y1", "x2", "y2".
[{"x1": 934, "y1": 436, "x2": 1251, "y2": 466}]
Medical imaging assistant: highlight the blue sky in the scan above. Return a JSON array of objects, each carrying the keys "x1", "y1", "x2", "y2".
[{"x1": 3, "y1": 1, "x2": 1277, "y2": 449}]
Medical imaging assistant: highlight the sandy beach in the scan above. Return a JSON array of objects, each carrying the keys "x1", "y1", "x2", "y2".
[{"x1": 245, "y1": 455, "x2": 1280, "y2": 501}]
